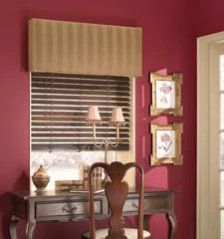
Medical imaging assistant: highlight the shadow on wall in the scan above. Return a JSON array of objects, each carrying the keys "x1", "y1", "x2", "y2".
[
  {"x1": 12, "y1": 171, "x2": 29, "y2": 191},
  {"x1": 0, "y1": 193, "x2": 11, "y2": 239},
  {"x1": 0, "y1": 171, "x2": 29, "y2": 239},
  {"x1": 136, "y1": 64, "x2": 196, "y2": 238},
  {"x1": 144, "y1": 167, "x2": 169, "y2": 238}
]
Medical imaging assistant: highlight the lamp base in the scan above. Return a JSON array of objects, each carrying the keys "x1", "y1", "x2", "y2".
[{"x1": 101, "y1": 174, "x2": 110, "y2": 188}]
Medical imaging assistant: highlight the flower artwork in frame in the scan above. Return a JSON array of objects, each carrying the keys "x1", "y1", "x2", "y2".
[
  {"x1": 150, "y1": 73, "x2": 183, "y2": 115},
  {"x1": 151, "y1": 123, "x2": 183, "y2": 165}
]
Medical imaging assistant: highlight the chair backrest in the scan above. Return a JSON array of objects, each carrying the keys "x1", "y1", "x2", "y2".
[{"x1": 88, "y1": 161, "x2": 144, "y2": 239}]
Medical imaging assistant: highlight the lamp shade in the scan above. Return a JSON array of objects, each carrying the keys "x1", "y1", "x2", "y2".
[
  {"x1": 87, "y1": 106, "x2": 101, "y2": 122},
  {"x1": 110, "y1": 107, "x2": 125, "y2": 125}
]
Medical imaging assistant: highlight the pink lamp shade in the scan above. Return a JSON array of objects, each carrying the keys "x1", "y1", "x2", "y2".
[
  {"x1": 87, "y1": 106, "x2": 101, "y2": 122},
  {"x1": 110, "y1": 107, "x2": 125, "y2": 125}
]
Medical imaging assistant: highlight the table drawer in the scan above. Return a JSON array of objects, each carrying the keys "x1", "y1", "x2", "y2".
[
  {"x1": 36, "y1": 200, "x2": 101, "y2": 218},
  {"x1": 123, "y1": 196, "x2": 170, "y2": 213}
]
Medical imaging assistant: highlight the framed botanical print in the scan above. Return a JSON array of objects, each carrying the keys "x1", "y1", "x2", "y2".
[
  {"x1": 150, "y1": 73, "x2": 183, "y2": 115},
  {"x1": 151, "y1": 123, "x2": 183, "y2": 165}
]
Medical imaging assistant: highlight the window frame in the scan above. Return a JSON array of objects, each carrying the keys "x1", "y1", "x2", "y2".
[{"x1": 197, "y1": 31, "x2": 224, "y2": 239}]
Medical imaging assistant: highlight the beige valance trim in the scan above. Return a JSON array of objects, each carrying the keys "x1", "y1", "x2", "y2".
[{"x1": 28, "y1": 19, "x2": 142, "y2": 77}]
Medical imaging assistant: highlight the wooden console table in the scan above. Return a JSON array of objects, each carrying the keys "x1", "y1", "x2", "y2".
[{"x1": 9, "y1": 187, "x2": 177, "y2": 239}]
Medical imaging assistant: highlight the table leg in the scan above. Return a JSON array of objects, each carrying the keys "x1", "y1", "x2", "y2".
[
  {"x1": 26, "y1": 222, "x2": 36, "y2": 239},
  {"x1": 9, "y1": 215, "x2": 20, "y2": 239},
  {"x1": 166, "y1": 212, "x2": 177, "y2": 239}
]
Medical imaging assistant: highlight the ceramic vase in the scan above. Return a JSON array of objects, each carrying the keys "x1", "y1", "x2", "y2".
[{"x1": 32, "y1": 165, "x2": 50, "y2": 192}]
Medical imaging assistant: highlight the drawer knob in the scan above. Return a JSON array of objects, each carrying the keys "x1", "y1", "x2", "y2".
[
  {"x1": 132, "y1": 202, "x2": 146, "y2": 209},
  {"x1": 62, "y1": 205, "x2": 77, "y2": 214}
]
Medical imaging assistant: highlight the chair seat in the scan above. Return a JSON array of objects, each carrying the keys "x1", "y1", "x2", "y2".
[{"x1": 83, "y1": 228, "x2": 151, "y2": 239}]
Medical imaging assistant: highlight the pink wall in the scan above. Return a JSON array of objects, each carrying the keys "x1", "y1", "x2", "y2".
[{"x1": 0, "y1": 1, "x2": 197, "y2": 238}]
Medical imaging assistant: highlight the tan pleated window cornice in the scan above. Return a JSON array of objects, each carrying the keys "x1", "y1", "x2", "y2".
[{"x1": 28, "y1": 18, "x2": 142, "y2": 77}]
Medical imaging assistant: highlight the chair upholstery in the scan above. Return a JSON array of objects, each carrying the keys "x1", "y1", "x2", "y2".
[{"x1": 82, "y1": 161, "x2": 151, "y2": 239}]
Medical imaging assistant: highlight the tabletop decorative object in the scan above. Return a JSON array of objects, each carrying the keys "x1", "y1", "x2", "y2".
[
  {"x1": 86, "y1": 106, "x2": 125, "y2": 186},
  {"x1": 32, "y1": 165, "x2": 50, "y2": 191}
]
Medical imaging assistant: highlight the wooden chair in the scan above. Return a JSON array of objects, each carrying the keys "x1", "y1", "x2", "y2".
[{"x1": 82, "y1": 161, "x2": 151, "y2": 239}]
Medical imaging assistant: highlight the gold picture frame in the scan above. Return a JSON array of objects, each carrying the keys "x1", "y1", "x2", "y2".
[
  {"x1": 151, "y1": 123, "x2": 183, "y2": 165},
  {"x1": 150, "y1": 73, "x2": 183, "y2": 115}
]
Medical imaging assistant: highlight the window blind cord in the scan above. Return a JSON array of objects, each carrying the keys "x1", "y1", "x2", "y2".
[
  {"x1": 106, "y1": 77, "x2": 109, "y2": 142},
  {"x1": 44, "y1": 81, "x2": 48, "y2": 151},
  {"x1": 49, "y1": 74, "x2": 53, "y2": 153},
  {"x1": 104, "y1": 77, "x2": 109, "y2": 163},
  {"x1": 77, "y1": 83, "x2": 81, "y2": 152}
]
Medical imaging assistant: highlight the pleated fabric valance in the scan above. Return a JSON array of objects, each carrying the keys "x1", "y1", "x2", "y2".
[{"x1": 28, "y1": 19, "x2": 142, "y2": 77}]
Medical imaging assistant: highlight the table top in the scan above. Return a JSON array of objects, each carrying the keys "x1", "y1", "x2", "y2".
[{"x1": 10, "y1": 187, "x2": 173, "y2": 200}]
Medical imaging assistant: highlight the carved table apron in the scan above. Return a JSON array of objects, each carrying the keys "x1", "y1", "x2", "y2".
[{"x1": 9, "y1": 188, "x2": 177, "y2": 239}]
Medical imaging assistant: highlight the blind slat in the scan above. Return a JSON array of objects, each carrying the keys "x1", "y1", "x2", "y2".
[
  {"x1": 32, "y1": 144, "x2": 129, "y2": 151},
  {"x1": 31, "y1": 111, "x2": 130, "y2": 117},
  {"x1": 32, "y1": 106, "x2": 130, "y2": 113},
  {"x1": 32, "y1": 95, "x2": 130, "y2": 102},
  {"x1": 32, "y1": 123, "x2": 130, "y2": 127},
  {"x1": 32, "y1": 89, "x2": 130, "y2": 97}
]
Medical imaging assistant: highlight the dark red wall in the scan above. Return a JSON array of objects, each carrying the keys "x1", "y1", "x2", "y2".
[
  {"x1": 196, "y1": 0, "x2": 224, "y2": 36},
  {"x1": 0, "y1": 1, "x2": 197, "y2": 238}
]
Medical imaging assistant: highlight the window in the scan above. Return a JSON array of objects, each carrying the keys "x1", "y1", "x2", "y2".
[
  {"x1": 220, "y1": 54, "x2": 224, "y2": 239},
  {"x1": 197, "y1": 36, "x2": 224, "y2": 239},
  {"x1": 31, "y1": 73, "x2": 131, "y2": 151}
]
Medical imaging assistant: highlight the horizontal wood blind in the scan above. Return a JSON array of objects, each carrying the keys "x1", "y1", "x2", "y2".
[
  {"x1": 31, "y1": 73, "x2": 130, "y2": 151},
  {"x1": 29, "y1": 19, "x2": 142, "y2": 77}
]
